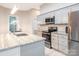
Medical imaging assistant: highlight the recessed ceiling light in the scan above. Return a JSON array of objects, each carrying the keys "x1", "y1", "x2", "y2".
[{"x1": 11, "y1": 5, "x2": 18, "y2": 15}]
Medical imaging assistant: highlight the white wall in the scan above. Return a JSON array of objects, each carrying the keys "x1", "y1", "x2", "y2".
[
  {"x1": 0, "y1": 6, "x2": 38, "y2": 34},
  {"x1": 0, "y1": 6, "x2": 10, "y2": 34},
  {"x1": 40, "y1": 3, "x2": 76, "y2": 14}
]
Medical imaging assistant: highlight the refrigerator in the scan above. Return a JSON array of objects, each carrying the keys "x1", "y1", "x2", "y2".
[{"x1": 70, "y1": 11, "x2": 79, "y2": 42}]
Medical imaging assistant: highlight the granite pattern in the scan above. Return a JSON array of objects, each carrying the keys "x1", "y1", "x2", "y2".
[{"x1": 0, "y1": 33, "x2": 45, "y2": 49}]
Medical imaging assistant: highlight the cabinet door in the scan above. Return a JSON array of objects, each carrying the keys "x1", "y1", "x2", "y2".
[
  {"x1": 52, "y1": 37, "x2": 58, "y2": 43},
  {"x1": 50, "y1": 12, "x2": 55, "y2": 17},
  {"x1": 52, "y1": 42, "x2": 58, "y2": 49},
  {"x1": 55, "y1": 7, "x2": 69, "y2": 24},
  {"x1": 59, "y1": 35, "x2": 68, "y2": 47},
  {"x1": 51, "y1": 34, "x2": 58, "y2": 49},
  {"x1": 58, "y1": 35, "x2": 69, "y2": 54},
  {"x1": 20, "y1": 41, "x2": 45, "y2": 56},
  {"x1": 37, "y1": 15, "x2": 45, "y2": 24},
  {"x1": 70, "y1": 4, "x2": 79, "y2": 12},
  {"x1": 0, "y1": 47, "x2": 20, "y2": 56},
  {"x1": 51, "y1": 34, "x2": 58, "y2": 43},
  {"x1": 59, "y1": 44, "x2": 69, "y2": 54}
]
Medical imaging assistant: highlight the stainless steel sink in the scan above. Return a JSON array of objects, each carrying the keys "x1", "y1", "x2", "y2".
[
  {"x1": 13, "y1": 32, "x2": 28, "y2": 36},
  {"x1": 15, "y1": 33, "x2": 27, "y2": 36}
]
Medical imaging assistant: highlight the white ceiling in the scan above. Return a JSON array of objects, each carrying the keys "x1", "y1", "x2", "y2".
[{"x1": 0, "y1": 3, "x2": 43, "y2": 11}]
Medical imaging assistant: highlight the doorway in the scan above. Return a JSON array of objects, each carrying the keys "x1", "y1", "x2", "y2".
[{"x1": 9, "y1": 16, "x2": 17, "y2": 32}]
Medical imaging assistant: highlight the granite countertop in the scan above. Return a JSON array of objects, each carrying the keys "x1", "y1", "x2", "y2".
[
  {"x1": 0, "y1": 33, "x2": 45, "y2": 50},
  {"x1": 51, "y1": 32, "x2": 68, "y2": 36},
  {"x1": 39, "y1": 23, "x2": 68, "y2": 26}
]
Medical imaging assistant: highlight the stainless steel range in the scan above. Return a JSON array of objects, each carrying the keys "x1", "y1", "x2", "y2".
[{"x1": 42, "y1": 27, "x2": 57, "y2": 49}]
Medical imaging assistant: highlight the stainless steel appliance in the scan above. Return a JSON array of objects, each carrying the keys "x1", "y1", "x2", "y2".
[
  {"x1": 42, "y1": 27, "x2": 57, "y2": 49},
  {"x1": 70, "y1": 11, "x2": 79, "y2": 42},
  {"x1": 45, "y1": 16, "x2": 55, "y2": 24},
  {"x1": 42, "y1": 31, "x2": 51, "y2": 48}
]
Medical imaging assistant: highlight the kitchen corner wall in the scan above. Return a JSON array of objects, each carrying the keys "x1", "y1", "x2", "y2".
[
  {"x1": 0, "y1": 6, "x2": 38, "y2": 34},
  {"x1": 0, "y1": 6, "x2": 10, "y2": 34},
  {"x1": 40, "y1": 3, "x2": 75, "y2": 14}
]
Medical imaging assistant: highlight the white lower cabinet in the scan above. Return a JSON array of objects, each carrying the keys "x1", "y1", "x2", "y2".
[
  {"x1": 0, "y1": 40, "x2": 45, "y2": 56},
  {"x1": 59, "y1": 35, "x2": 68, "y2": 47},
  {"x1": 52, "y1": 42, "x2": 59, "y2": 49},
  {"x1": 59, "y1": 35, "x2": 69, "y2": 54},
  {"x1": 51, "y1": 33, "x2": 69, "y2": 54},
  {"x1": 20, "y1": 40, "x2": 45, "y2": 56},
  {"x1": 51, "y1": 33, "x2": 59, "y2": 49},
  {"x1": 59, "y1": 45, "x2": 69, "y2": 54}
]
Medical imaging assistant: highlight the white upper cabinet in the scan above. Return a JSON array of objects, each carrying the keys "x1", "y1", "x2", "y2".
[
  {"x1": 49, "y1": 11, "x2": 55, "y2": 17},
  {"x1": 37, "y1": 15, "x2": 44, "y2": 24},
  {"x1": 70, "y1": 4, "x2": 79, "y2": 12},
  {"x1": 37, "y1": 12, "x2": 54, "y2": 25},
  {"x1": 55, "y1": 7, "x2": 70, "y2": 24},
  {"x1": 37, "y1": 4, "x2": 79, "y2": 25}
]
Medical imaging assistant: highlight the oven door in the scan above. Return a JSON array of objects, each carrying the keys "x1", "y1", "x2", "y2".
[
  {"x1": 42, "y1": 32, "x2": 51, "y2": 42},
  {"x1": 42, "y1": 32, "x2": 52, "y2": 48}
]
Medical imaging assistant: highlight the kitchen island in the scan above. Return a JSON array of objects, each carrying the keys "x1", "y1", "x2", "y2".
[{"x1": 0, "y1": 33, "x2": 45, "y2": 56}]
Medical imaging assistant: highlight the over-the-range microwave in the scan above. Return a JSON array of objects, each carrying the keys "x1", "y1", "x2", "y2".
[{"x1": 45, "y1": 16, "x2": 55, "y2": 24}]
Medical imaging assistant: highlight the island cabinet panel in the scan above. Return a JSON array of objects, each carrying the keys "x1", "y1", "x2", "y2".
[
  {"x1": 0, "y1": 47, "x2": 20, "y2": 56},
  {"x1": 0, "y1": 40, "x2": 45, "y2": 56},
  {"x1": 20, "y1": 40, "x2": 45, "y2": 56}
]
